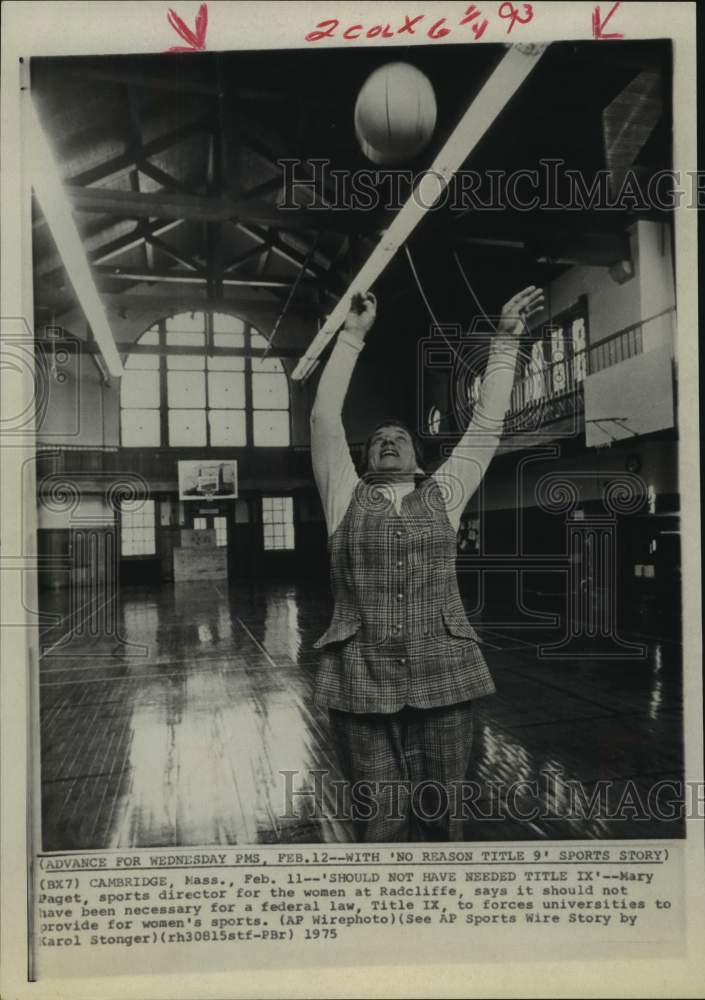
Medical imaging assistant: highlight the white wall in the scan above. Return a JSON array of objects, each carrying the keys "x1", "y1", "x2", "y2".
[
  {"x1": 37, "y1": 493, "x2": 115, "y2": 530},
  {"x1": 534, "y1": 220, "x2": 675, "y2": 351},
  {"x1": 36, "y1": 346, "x2": 119, "y2": 449}
]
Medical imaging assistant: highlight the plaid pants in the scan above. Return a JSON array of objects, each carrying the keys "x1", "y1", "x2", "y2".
[{"x1": 329, "y1": 702, "x2": 474, "y2": 843}]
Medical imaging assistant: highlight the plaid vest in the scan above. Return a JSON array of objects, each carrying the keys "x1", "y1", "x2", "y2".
[{"x1": 313, "y1": 476, "x2": 495, "y2": 713}]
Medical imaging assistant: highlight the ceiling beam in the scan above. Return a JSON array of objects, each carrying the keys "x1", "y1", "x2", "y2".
[
  {"x1": 125, "y1": 84, "x2": 156, "y2": 276},
  {"x1": 66, "y1": 117, "x2": 211, "y2": 188},
  {"x1": 235, "y1": 112, "x2": 340, "y2": 206},
  {"x1": 234, "y1": 222, "x2": 328, "y2": 285},
  {"x1": 223, "y1": 244, "x2": 271, "y2": 274},
  {"x1": 145, "y1": 234, "x2": 204, "y2": 273},
  {"x1": 92, "y1": 266, "x2": 316, "y2": 288},
  {"x1": 71, "y1": 67, "x2": 221, "y2": 96},
  {"x1": 37, "y1": 218, "x2": 184, "y2": 278},
  {"x1": 138, "y1": 160, "x2": 194, "y2": 195},
  {"x1": 64, "y1": 183, "x2": 378, "y2": 233},
  {"x1": 49, "y1": 290, "x2": 324, "y2": 322}
]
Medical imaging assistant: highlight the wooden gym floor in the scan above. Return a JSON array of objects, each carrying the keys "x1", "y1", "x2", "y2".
[{"x1": 38, "y1": 579, "x2": 684, "y2": 850}]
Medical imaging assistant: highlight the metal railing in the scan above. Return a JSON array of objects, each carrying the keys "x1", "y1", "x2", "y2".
[{"x1": 506, "y1": 307, "x2": 675, "y2": 421}]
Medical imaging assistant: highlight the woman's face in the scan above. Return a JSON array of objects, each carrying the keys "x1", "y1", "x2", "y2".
[{"x1": 366, "y1": 425, "x2": 418, "y2": 475}]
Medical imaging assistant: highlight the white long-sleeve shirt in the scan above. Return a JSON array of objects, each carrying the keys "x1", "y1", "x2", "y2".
[{"x1": 311, "y1": 330, "x2": 520, "y2": 536}]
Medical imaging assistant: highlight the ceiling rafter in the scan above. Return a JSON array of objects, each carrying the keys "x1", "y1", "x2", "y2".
[
  {"x1": 234, "y1": 110, "x2": 340, "y2": 206},
  {"x1": 125, "y1": 84, "x2": 155, "y2": 276},
  {"x1": 234, "y1": 222, "x2": 326, "y2": 283},
  {"x1": 138, "y1": 160, "x2": 194, "y2": 195},
  {"x1": 145, "y1": 233, "x2": 204, "y2": 273},
  {"x1": 92, "y1": 266, "x2": 315, "y2": 288},
  {"x1": 238, "y1": 175, "x2": 284, "y2": 203},
  {"x1": 222, "y1": 244, "x2": 272, "y2": 275},
  {"x1": 38, "y1": 218, "x2": 184, "y2": 280},
  {"x1": 63, "y1": 183, "x2": 373, "y2": 234},
  {"x1": 71, "y1": 67, "x2": 221, "y2": 97},
  {"x1": 67, "y1": 117, "x2": 211, "y2": 188}
]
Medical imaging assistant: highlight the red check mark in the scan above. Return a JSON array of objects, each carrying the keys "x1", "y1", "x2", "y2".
[
  {"x1": 592, "y1": 1, "x2": 624, "y2": 40},
  {"x1": 167, "y1": 3, "x2": 208, "y2": 52}
]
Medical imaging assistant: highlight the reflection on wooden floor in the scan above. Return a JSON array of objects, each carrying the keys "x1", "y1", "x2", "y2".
[{"x1": 39, "y1": 580, "x2": 684, "y2": 850}]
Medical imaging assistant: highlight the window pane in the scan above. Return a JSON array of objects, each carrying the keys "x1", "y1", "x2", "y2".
[
  {"x1": 125, "y1": 351, "x2": 160, "y2": 370},
  {"x1": 208, "y1": 371, "x2": 246, "y2": 407},
  {"x1": 252, "y1": 372, "x2": 288, "y2": 409},
  {"x1": 261, "y1": 496, "x2": 294, "y2": 550},
  {"x1": 214, "y1": 516, "x2": 227, "y2": 546},
  {"x1": 166, "y1": 330, "x2": 205, "y2": 349},
  {"x1": 250, "y1": 331, "x2": 269, "y2": 350},
  {"x1": 121, "y1": 499, "x2": 155, "y2": 556},
  {"x1": 121, "y1": 370, "x2": 160, "y2": 408},
  {"x1": 167, "y1": 353, "x2": 205, "y2": 370},
  {"x1": 121, "y1": 409, "x2": 160, "y2": 447},
  {"x1": 213, "y1": 314, "x2": 245, "y2": 335},
  {"x1": 252, "y1": 356, "x2": 284, "y2": 374},
  {"x1": 137, "y1": 328, "x2": 159, "y2": 345},
  {"x1": 169, "y1": 409, "x2": 207, "y2": 446},
  {"x1": 208, "y1": 409, "x2": 246, "y2": 447},
  {"x1": 253, "y1": 410, "x2": 289, "y2": 446},
  {"x1": 193, "y1": 517, "x2": 207, "y2": 530},
  {"x1": 166, "y1": 314, "x2": 204, "y2": 335},
  {"x1": 167, "y1": 370, "x2": 206, "y2": 408},
  {"x1": 207, "y1": 354, "x2": 245, "y2": 371}
]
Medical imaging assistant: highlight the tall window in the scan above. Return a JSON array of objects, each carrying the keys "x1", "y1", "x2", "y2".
[
  {"x1": 120, "y1": 313, "x2": 290, "y2": 447},
  {"x1": 262, "y1": 497, "x2": 295, "y2": 551},
  {"x1": 213, "y1": 516, "x2": 227, "y2": 547},
  {"x1": 120, "y1": 499, "x2": 156, "y2": 556}
]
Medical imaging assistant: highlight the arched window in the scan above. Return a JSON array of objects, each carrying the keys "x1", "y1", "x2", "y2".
[{"x1": 120, "y1": 312, "x2": 290, "y2": 447}]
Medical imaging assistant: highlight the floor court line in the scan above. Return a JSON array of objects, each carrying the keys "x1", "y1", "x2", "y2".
[
  {"x1": 40, "y1": 593, "x2": 119, "y2": 659},
  {"x1": 39, "y1": 659, "x2": 298, "y2": 687}
]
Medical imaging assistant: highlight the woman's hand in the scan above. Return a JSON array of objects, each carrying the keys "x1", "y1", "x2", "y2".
[
  {"x1": 496, "y1": 286, "x2": 545, "y2": 338},
  {"x1": 342, "y1": 291, "x2": 377, "y2": 344}
]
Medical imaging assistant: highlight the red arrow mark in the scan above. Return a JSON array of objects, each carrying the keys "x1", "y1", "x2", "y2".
[
  {"x1": 167, "y1": 3, "x2": 208, "y2": 52},
  {"x1": 592, "y1": 1, "x2": 624, "y2": 40}
]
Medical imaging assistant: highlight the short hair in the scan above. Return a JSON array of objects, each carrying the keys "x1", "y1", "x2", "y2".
[{"x1": 363, "y1": 419, "x2": 426, "y2": 473}]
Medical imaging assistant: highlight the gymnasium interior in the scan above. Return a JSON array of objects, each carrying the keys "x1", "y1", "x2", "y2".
[{"x1": 30, "y1": 40, "x2": 683, "y2": 849}]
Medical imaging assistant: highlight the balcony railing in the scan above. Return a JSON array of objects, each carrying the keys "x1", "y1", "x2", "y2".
[{"x1": 506, "y1": 306, "x2": 675, "y2": 424}]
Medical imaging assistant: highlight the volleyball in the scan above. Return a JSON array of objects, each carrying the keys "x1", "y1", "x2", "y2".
[{"x1": 354, "y1": 62, "x2": 437, "y2": 165}]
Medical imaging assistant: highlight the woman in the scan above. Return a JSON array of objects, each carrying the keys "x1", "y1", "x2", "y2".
[{"x1": 310, "y1": 285, "x2": 544, "y2": 841}]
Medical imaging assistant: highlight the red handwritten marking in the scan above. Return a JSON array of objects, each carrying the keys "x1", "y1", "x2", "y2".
[
  {"x1": 459, "y1": 5, "x2": 482, "y2": 26},
  {"x1": 304, "y1": 5, "x2": 534, "y2": 43},
  {"x1": 592, "y1": 1, "x2": 623, "y2": 40},
  {"x1": 471, "y1": 19, "x2": 489, "y2": 38},
  {"x1": 498, "y1": 2, "x2": 534, "y2": 34},
  {"x1": 167, "y1": 3, "x2": 208, "y2": 52},
  {"x1": 367, "y1": 23, "x2": 396, "y2": 38},
  {"x1": 305, "y1": 18, "x2": 338, "y2": 42},
  {"x1": 458, "y1": 4, "x2": 489, "y2": 38},
  {"x1": 398, "y1": 14, "x2": 424, "y2": 35},
  {"x1": 428, "y1": 18, "x2": 451, "y2": 39}
]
